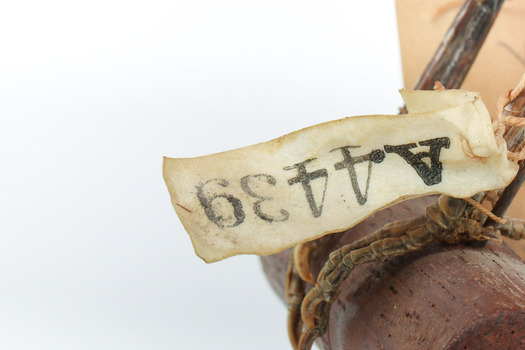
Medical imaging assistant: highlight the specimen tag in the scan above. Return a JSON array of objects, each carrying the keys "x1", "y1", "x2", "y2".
[{"x1": 163, "y1": 90, "x2": 518, "y2": 263}]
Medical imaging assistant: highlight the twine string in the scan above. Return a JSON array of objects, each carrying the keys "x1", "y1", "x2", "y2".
[
  {"x1": 463, "y1": 197, "x2": 507, "y2": 225},
  {"x1": 435, "y1": 74, "x2": 525, "y2": 224},
  {"x1": 493, "y1": 74, "x2": 525, "y2": 162}
]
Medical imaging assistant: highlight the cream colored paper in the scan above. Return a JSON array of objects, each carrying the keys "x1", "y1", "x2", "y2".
[{"x1": 163, "y1": 90, "x2": 518, "y2": 263}]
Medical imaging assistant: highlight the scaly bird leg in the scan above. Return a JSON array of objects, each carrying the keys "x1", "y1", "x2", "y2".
[
  {"x1": 287, "y1": 215, "x2": 426, "y2": 348},
  {"x1": 298, "y1": 225, "x2": 436, "y2": 350},
  {"x1": 318, "y1": 215, "x2": 427, "y2": 282},
  {"x1": 296, "y1": 195, "x2": 507, "y2": 350}
]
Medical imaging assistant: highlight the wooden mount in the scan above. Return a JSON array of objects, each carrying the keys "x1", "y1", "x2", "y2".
[{"x1": 261, "y1": 197, "x2": 525, "y2": 349}]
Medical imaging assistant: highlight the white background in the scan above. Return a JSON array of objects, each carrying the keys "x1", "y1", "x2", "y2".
[{"x1": 1, "y1": 1, "x2": 404, "y2": 349}]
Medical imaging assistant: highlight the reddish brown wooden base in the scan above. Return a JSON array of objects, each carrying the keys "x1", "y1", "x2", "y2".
[{"x1": 261, "y1": 197, "x2": 525, "y2": 349}]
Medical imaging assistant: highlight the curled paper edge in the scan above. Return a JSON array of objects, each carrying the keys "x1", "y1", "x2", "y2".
[{"x1": 164, "y1": 89, "x2": 518, "y2": 263}]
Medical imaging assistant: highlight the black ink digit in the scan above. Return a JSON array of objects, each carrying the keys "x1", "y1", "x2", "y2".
[
  {"x1": 384, "y1": 137, "x2": 450, "y2": 186},
  {"x1": 330, "y1": 146, "x2": 385, "y2": 205},
  {"x1": 240, "y1": 174, "x2": 290, "y2": 223},
  {"x1": 196, "y1": 179, "x2": 245, "y2": 228},
  {"x1": 284, "y1": 159, "x2": 328, "y2": 218}
]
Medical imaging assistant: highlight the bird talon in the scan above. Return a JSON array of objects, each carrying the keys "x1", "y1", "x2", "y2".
[{"x1": 294, "y1": 242, "x2": 316, "y2": 284}]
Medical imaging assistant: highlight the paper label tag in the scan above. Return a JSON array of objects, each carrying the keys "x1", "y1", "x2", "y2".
[{"x1": 163, "y1": 90, "x2": 518, "y2": 263}]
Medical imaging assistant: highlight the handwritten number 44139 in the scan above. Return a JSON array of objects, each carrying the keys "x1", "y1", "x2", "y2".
[{"x1": 196, "y1": 137, "x2": 450, "y2": 228}]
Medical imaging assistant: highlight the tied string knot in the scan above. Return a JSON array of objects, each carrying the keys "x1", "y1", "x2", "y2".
[
  {"x1": 492, "y1": 73, "x2": 525, "y2": 162},
  {"x1": 434, "y1": 75, "x2": 525, "y2": 226},
  {"x1": 468, "y1": 73, "x2": 525, "y2": 226}
]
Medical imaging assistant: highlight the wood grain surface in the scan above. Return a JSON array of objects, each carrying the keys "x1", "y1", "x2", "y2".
[{"x1": 261, "y1": 196, "x2": 525, "y2": 349}]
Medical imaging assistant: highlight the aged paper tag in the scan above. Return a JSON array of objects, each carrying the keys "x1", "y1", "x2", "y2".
[
  {"x1": 396, "y1": 0, "x2": 525, "y2": 113},
  {"x1": 164, "y1": 90, "x2": 518, "y2": 263}
]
